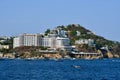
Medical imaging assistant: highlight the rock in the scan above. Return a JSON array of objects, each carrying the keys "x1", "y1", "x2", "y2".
[
  {"x1": 107, "y1": 51, "x2": 113, "y2": 58},
  {"x1": 0, "y1": 53, "x2": 3, "y2": 58},
  {"x1": 42, "y1": 53, "x2": 62, "y2": 59},
  {"x1": 114, "y1": 54, "x2": 119, "y2": 58},
  {"x1": 3, "y1": 53, "x2": 15, "y2": 59}
]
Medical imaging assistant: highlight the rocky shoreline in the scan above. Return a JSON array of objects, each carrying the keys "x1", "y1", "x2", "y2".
[{"x1": 0, "y1": 51, "x2": 119, "y2": 60}]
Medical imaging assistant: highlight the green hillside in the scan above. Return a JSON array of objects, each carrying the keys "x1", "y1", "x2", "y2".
[{"x1": 56, "y1": 24, "x2": 120, "y2": 57}]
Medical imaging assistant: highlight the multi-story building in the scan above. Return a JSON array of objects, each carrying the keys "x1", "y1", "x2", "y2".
[
  {"x1": 56, "y1": 37, "x2": 70, "y2": 48},
  {"x1": 13, "y1": 34, "x2": 42, "y2": 48},
  {"x1": 13, "y1": 37, "x2": 20, "y2": 48},
  {"x1": 41, "y1": 37, "x2": 56, "y2": 48},
  {"x1": 41, "y1": 36, "x2": 70, "y2": 49},
  {"x1": 13, "y1": 29, "x2": 70, "y2": 49}
]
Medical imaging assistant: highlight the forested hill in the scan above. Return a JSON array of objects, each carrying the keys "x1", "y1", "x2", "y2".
[{"x1": 55, "y1": 24, "x2": 120, "y2": 57}]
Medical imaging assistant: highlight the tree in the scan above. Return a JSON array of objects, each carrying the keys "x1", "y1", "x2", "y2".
[
  {"x1": 70, "y1": 30, "x2": 77, "y2": 36},
  {"x1": 45, "y1": 29, "x2": 50, "y2": 36}
]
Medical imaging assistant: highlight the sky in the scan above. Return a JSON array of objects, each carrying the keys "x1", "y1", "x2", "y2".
[{"x1": 0, "y1": 0, "x2": 120, "y2": 41}]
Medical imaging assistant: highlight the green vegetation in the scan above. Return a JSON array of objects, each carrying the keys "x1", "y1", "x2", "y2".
[
  {"x1": 0, "y1": 48, "x2": 9, "y2": 54},
  {"x1": 70, "y1": 30, "x2": 77, "y2": 37},
  {"x1": 0, "y1": 37, "x2": 14, "y2": 53},
  {"x1": 45, "y1": 29, "x2": 50, "y2": 36},
  {"x1": 76, "y1": 44, "x2": 97, "y2": 52}
]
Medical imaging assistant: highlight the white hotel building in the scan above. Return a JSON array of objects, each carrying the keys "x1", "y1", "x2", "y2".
[
  {"x1": 56, "y1": 37, "x2": 70, "y2": 48},
  {"x1": 41, "y1": 37, "x2": 56, "y2": 48},
  {"x1": 13, "y1": 33, "x2": 70, "y2": 49},
  {"x1": 13, "y1": 28, "x2": 70, "y2": 49},
  {"x1": 13, "y1": 34, "x2": 42, "y2": 48}
]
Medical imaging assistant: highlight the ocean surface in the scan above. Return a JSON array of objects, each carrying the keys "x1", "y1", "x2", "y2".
[{"x1": 0, "y1": 58, "x2": 120, "y2": 80}]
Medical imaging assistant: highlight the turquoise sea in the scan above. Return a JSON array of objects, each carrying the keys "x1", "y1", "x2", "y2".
[{"x1": 0, "y1": 58, "x2": 120, "y2": 80}]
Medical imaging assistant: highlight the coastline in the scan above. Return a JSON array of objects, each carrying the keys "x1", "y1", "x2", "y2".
[{"x1": 0, "y1": 51, "x2": 116, "y2": 60}]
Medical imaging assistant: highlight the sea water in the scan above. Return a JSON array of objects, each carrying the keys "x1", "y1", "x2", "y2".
[{"x1": 0, "y1": 58, "x2": 120, "y2": 80}]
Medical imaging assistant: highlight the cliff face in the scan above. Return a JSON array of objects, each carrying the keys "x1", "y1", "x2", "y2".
[
  {"x1": 0, "y1": 53, "x2": 15, "y2": 59},
  {"x1": 107, "y1": 51, "x2": 113, "y2": 58},
  {"x1": 0, "y1": 53, "x2": 3, "y2": 58},
  {"x1": 42, "y1": 53, "x2": 62, "y2": 59}
]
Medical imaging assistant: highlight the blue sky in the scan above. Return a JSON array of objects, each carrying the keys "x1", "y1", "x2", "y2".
[{"x1": 0, "y1": 0, "x2": 120, "y2": 41}]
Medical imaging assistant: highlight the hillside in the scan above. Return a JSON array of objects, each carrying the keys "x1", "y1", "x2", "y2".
[
  {"x1": 55, "y1": 24, "x2": 120, "y2": 58},
  {"x1": 1, "y1": 24, "x2": 120, "y2": 59}
]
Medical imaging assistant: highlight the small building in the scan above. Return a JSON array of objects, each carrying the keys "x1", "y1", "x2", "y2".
[
  {"x1": 0, "y1": 40, "x2": 6, "y2": 43},
  {"x1": 76, "y1": 31, "x2": 81, "y2": 36},
  {"x1": 0, "y1": 36, "x2": 8, "y2": 40},
  {"x1": 56, "y1": 27, "x2": 67, "y2": 37},
  {"x1": 0, "y1": 44, "x2": 9, "y2": 49},
  {"x1": 75, "y1": 39, "x2": 94, "y2": 46}
]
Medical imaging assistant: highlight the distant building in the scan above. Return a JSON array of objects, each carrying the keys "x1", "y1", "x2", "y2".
[
  {"x1": 0, "y1": 44, "x2": 9, "y2": 49},
  {"x1": 56, "y1": 37, "x2": 70, "y2": 48},
  {"x1": 56, "y1": 28, "x2": 67, "y2": 37},
  {"x1": 13, "y1": 29, "x2": 70, "y2": 49},
  {"x1": 87, "y1": 31, "x2": 95, "y2": 35},
  {"x1": 75, "y1": 39, "x2": 94, "y2": 46},
  {"x1": 0, "y1": 40, "x2": 6, "y2": 43},
  {"x1": 76, "y1": 31, "x2": 81, "y2": 36},
  {"x1": 41, "y1": 37, "x2": 56, "y2": 48},
  {"x1": 13, "y1": 34, "x2": 42, "y2": 48},
  {"x1": 0, "y1": 36, "x2": 8, "y2": 40},
  {"x1": 41, "y1": 35, "x2": 70, "y2": 48},
  {"x1": 13, "y1": 37, "x2": 20, "y2": 48},
  {"x1": 40, "y1": 28, "x2": 70, "y2": 48}
]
